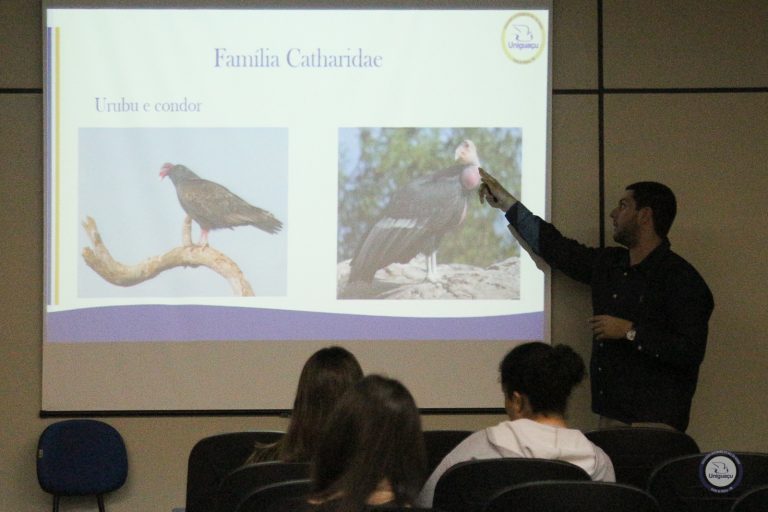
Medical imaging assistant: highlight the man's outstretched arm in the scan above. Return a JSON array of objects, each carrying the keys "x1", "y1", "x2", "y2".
[{"x1": 478, "y1": 168, "x2": 598, "y2": 285}]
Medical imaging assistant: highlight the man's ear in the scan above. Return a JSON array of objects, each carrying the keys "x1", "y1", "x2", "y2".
[{"x1": 638, "y1": 206, "x2": 654, "y2": 226}]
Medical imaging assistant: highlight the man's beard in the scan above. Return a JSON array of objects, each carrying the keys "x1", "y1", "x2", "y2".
[{"x1": 613, "y1": 223, "x2": 639, "y2": 248}]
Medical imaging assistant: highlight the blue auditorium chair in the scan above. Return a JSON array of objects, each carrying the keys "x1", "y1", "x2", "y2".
[{"x1": 37, "y1": 419, "x2": 128, "y2": 512}]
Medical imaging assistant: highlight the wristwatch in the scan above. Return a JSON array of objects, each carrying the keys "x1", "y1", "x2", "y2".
[{"x1": 625, "y1": 327, "x2": 637, "y2": 341}]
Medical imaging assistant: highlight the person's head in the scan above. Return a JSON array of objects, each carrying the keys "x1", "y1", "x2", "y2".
[
  {"x1": 611, "y1": 182, "x2": 677, "y2": 246},
  {"x1": 281, "y1": 346, "x2": 363, "y2": 462},
  {"x1": 500, "y1": 342, "x2": 586, "y2": 420},
  {"x1": 311, "y1": 374, "x2": 427, "y2": 511}
]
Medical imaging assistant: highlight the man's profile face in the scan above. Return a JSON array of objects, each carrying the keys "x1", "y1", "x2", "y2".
[{"x1": 610, "y1": 190, "x2": 640, "y2": 247}]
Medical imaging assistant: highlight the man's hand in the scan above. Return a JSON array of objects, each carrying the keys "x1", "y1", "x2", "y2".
[
  {"x1": 589, "y1": 315, "x2": 634, "y2": 340},
  {"x1": 478, "y1": 168, "x2": 518, "y2": 212}
]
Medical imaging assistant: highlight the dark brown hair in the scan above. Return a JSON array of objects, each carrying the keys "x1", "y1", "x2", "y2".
[
  {"x1": 310, "y1": 375, "x2": 427, "y2": 512},
  {"x1": 245, "y1": 346, "x2": 363, "y2": 464}
]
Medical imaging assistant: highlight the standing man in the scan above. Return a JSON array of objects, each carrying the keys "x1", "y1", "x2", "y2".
[{"x1": 478, "y1": 170, "x2": 713, "y2": 432}]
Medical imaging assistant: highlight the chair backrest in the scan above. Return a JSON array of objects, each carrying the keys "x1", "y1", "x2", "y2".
[
  {"x1": 185, "y1": 430, "x2": 284, "y2": 512},
  {"x1": 37, "y1": 419, "x2": 128, "y2": 496},
  {"x1": 484, "y1": 480, "x2": 660, "y2": 512},
  {"x1": 585, "y1": 427, "x2": 700, "y2": 488},
  {"x1": 235, "y1": 479, "x2": 312, "y2": 512},
  {"x1": 647, "y1": 451, "x2": 768, "y2": 512},
  {"x1": 433, "y1": 458, "x2": 591, "y2": 512},
  {"x1": 216, "y1": 461, "x2": 311, "y2": 512},
  {"x1": 731, "y1": 485, "x2": 768, "y2": 512},
  {"x1": 423, "y1": 430, "x2": 473, "y2": 475}
]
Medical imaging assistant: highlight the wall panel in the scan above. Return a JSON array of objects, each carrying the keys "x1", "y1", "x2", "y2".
[{"x1": 603, "y1": 0, "x2": 768, "y2": 88}]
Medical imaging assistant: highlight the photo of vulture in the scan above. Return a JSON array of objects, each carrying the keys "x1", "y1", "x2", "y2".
[
  {"x1": 159, "y1": 162, "x2": 283, "y2": 246},
  {"x1": 77, "y1": 127, "x2": 288, "y2": 298},
  {"x1": 347, "y1": 139, "x2": 481, "y2": 284}
]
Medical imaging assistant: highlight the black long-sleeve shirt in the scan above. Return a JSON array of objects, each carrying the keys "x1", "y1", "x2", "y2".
[{"x1": 506, "y1": 202, "x2": 714, "y2": 431}]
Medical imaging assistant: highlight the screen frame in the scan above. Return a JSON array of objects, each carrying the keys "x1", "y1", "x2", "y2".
[{"x1": 41, "y1": 0, "x2": 553, "y2": 416}]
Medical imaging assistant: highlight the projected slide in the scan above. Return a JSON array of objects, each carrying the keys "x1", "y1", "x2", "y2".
[{"x1": 45, "y1": 8, "x2": 550, "y2": 343}]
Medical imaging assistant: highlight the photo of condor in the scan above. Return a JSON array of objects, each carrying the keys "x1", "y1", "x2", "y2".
[
  {"x1": 159, "y1": 162, "x2": 282, "y2": 247},
  {"x1": 349, "y1": 139, "x2": 481, "y2": 284},
  {"x1": 337, "y1": 128, "x2": 523, "y2": 300}
]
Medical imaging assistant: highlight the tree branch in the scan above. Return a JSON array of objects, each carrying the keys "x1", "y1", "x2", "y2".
[{"x1": 81, "y1": 216, "x2": 255, "y2": 296}]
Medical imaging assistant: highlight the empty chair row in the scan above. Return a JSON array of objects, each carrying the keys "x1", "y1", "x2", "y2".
[
  {"x1": 485, "y1": 480, "x2": 768, "y2": 512},
  {"x1": 227, "y1": 476, "x2": 768, "y2": 512}
]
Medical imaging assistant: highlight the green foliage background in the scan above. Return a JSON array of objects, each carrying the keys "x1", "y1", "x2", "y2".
[{"x1": 338, "y1": 127, "x2": 523, "y2": 267}]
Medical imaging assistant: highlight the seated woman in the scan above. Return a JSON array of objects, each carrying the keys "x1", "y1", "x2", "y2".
[
  {"x1": 417, "y1": 342, "x2": 615, "y2": 507},
  {"x1": 244, "y1": 346, "x2": 363, "y2": 464},
  {"x1": 306, "y1": 374, "x2": 427, "y2": 511}
]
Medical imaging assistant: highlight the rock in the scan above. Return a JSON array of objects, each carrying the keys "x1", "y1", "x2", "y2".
[{"x1": 338, "y1": 255, "x2": 520, "y2": 300}]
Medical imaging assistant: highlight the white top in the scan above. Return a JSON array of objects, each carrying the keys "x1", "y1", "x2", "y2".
[{"x1": 416, "y1": 419, "x2": 616, "y2": 507}]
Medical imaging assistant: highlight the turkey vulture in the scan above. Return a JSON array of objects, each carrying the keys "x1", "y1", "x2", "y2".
[
  {"x1": 159, "y1": 163, "x2": 282, "y2": 246},
  {"x1": 347, "y1": 139, "x2": 482, "y2": 284}
]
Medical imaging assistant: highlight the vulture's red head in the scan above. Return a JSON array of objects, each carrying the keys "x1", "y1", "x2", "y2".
[
  {"x1": 159, "y1": 162, "x2": 175, "y2": 179},
  {"x1": 455, "y1": 140, "x2": 482, "y2": 190}
]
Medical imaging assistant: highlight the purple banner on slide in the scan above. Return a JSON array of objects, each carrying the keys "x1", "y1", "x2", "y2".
[{"x1": 46, "y1": 306, "x2": 544, "y2": 342}]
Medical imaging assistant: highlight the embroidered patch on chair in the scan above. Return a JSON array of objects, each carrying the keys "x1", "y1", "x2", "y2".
[{"x1": 699, "y1": 450, "x2": 743, "y2": 493}]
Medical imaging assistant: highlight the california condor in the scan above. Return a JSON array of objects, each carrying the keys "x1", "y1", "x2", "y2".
[{"x1": 348, "y1": 139, "x2": 482, "y2": 284}]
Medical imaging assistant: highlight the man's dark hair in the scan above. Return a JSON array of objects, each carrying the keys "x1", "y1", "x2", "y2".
[
  {"x1": 500, "y1": 342, "x2": 586, "y2": 416},
  {"x1": 626, "y1": 182, "x2": 677, "y2": 237}
]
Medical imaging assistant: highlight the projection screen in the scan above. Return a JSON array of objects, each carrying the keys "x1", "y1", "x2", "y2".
[{"x1": 42, "y1": 1, "x2": 552, "y2": 413}]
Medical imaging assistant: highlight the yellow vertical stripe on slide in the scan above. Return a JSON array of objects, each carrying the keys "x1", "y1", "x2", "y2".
[{"x1": 54, "y1": 26, "x2": 61, "y2": 306}]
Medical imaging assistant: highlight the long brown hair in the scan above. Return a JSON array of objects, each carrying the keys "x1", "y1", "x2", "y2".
[
  {"x1": 310, "y1": 375, "x2": 427, "y2": 512},
  {"x1": 245, "y1": 346, "x2": 363, "y2": 464}
]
